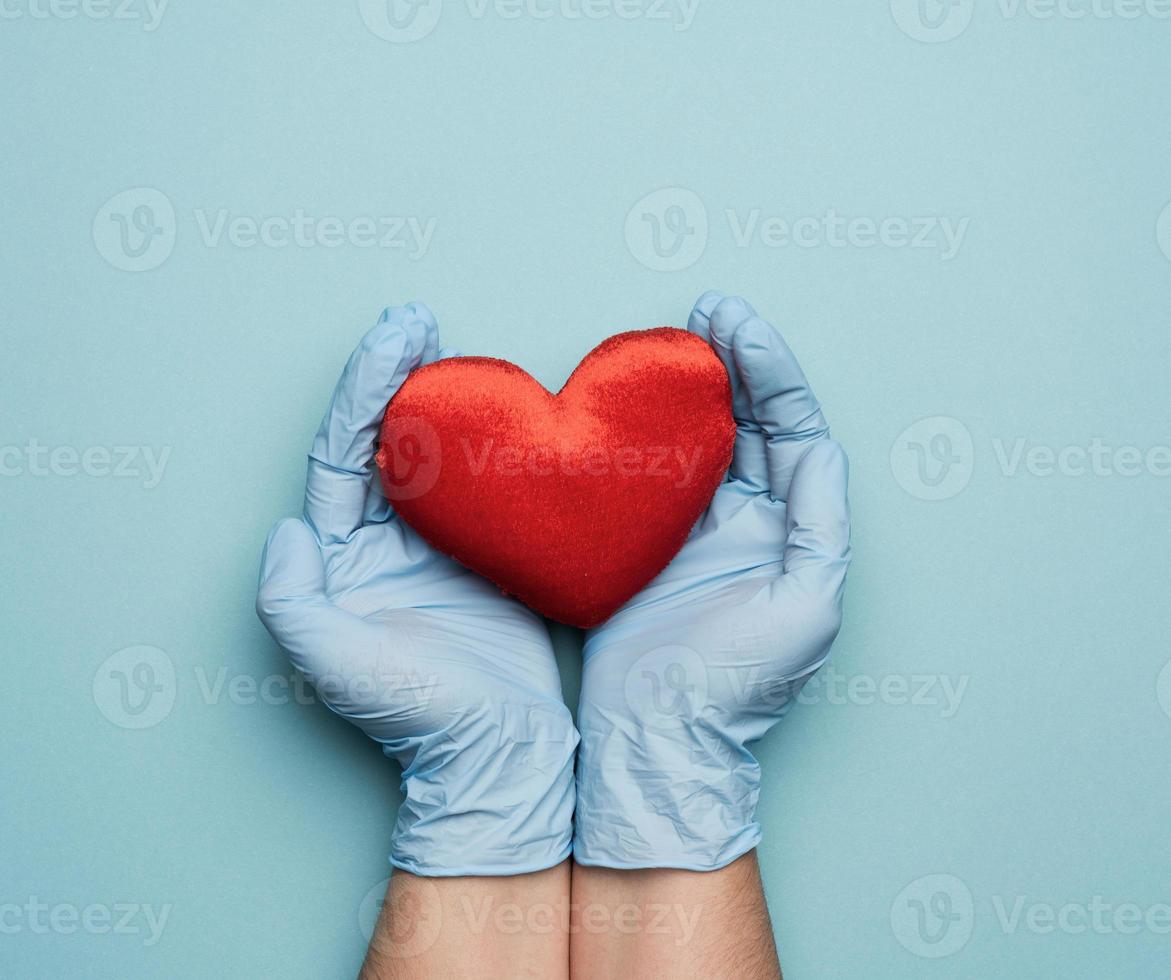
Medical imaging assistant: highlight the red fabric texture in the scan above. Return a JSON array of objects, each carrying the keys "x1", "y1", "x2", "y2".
[{"x1": 376, "y1": 327, "x2": 735, "y2": 628}]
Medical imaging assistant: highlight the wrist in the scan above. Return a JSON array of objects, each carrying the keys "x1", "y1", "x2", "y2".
[{"x1": 569, "y1": 854, "x2": 781, "y2": 980}]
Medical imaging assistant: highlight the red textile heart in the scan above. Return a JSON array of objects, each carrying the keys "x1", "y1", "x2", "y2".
[{"x1": 376, "y1": 328, "x2": 735, "y2": 628}]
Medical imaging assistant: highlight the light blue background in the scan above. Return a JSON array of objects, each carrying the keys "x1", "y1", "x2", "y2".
[{"x1": 3, "y1": 1, "x2": 1171, "y2": 977}]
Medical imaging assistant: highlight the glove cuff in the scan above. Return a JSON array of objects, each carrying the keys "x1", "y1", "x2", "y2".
[
  {"x1": 571, "y1": 722, "x2": 763, "y2": 872},
  {"x1": 387, "y1": 697, "x2": 579, "y2": 877}
]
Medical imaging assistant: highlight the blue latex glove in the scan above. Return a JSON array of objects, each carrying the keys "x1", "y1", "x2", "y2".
[
  {"x1": 574, "y1": 291, "x2": 852, "y2": 871},
  {"x1": 256, "y1": 305, "x2": 578, "y2": 877}
]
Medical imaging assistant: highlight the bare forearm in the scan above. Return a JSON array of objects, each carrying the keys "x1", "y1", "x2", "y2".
[
  {"x1": 360, "y1": 862, "x2": 571, "y2": 980},
  {"x1": 569, "y1": 853, "x2": 781, "y2": 980}
]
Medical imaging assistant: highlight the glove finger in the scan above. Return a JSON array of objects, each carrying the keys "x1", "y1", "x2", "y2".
[
  {"x1": 256, "y1": 517, "x2": 380, "y2": 683},
  {"x1": 731, "y1": 314, "x2": 829, "y2": 502},
  {"x1": 778, "y1": 439, "x2": 851, "y2": 604},
  {"x1": 686, "y1": 289, "x2": 726, "y2": 346},
  {"x1": 701, "y1": 295, "x2": 769, "y2": 492},
  {"x1": 755, "y1": 442, "x2": 851, "y2": 680},
  {"x1": 304, "y1": 304, "x2": 438, "y2": 545},
  {"x1": 360, "y1": 344, "x2": 460, "y2": 525}
]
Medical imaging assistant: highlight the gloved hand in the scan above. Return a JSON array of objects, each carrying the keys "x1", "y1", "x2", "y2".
[
  {"x1": 573, "y1": 291, "x2": 851, "y2": 871},
  {"x1": 256, "y1": 304, "x2": 578, "y2": 877}
]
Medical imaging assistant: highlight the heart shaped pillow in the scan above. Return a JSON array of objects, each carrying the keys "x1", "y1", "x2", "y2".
[{"x1": 376, "y1": 327, "x2": 735, "y2": 628}]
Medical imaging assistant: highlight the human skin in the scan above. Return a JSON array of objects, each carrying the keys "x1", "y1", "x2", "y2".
[
  {"x1": 569, "y1": 854, "x2": 781, "y2": 980},
  {"x1": 360, "y1": 863, "x2": 572, "y2": 980},
  {"x1": 359, "y1": 856, "x2": 782, "y2": 980}
]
